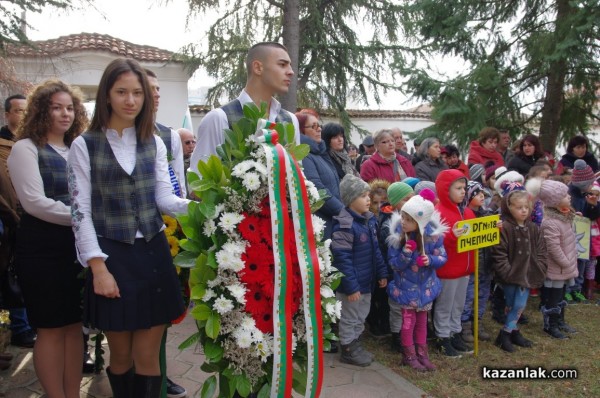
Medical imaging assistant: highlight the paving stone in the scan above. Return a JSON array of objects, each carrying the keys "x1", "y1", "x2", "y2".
[
  {"x1": 2, "y1": 315, "x2": 427, "y2": 397},
  {"x1": 322, "y1": 364, "x2": 354, "y2": 387}
]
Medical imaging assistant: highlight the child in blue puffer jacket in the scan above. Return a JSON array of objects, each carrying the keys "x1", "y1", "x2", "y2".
[
  {"x1": 387, "y1": 192, "x2": 448, "y2": 371},
  {"x1": 332, "y1": 174, "x2": 388, "y2": 367}
]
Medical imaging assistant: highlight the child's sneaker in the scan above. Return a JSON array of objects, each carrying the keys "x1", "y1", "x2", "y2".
[
  {"x1": 572, "y1": 291, "x2": 589, "y2": 304},
  {"x1": 564, "y1": 292, "x2": 575, "y2": 304},
  {"x1": 436, "y1": 337, "x2": 462, "y2": 358},
  {"x1": 450, "y1": 333, "x2": 474, "y2": 354}
]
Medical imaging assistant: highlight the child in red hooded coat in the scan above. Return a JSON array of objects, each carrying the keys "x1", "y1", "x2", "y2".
[{"x1": 433, "y1": 169, "x2": 476, "y2": 357}]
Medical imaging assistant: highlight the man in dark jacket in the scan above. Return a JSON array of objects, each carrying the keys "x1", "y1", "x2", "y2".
[{"x1": 1, "y1": 95, "x2": 26, "y2": 141}]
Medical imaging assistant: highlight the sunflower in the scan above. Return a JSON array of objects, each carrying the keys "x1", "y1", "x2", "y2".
[
  {"x1": 167, "y1": 235, "x2": 180, "y2": 257},
  {"x1": 163, "y1": 215, "x2": 178, "y2": 236}
]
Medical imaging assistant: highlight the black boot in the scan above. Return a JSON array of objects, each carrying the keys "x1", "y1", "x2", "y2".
[
  {"x1": 390, "y1": 332, "x2": 402, "y2": 353},
  {"x1": 495, "y1": 330, "x2": 515, "y2": 353},
  {"x1": 510, "y1": 329, "x2": 532, "y2": 348},
  {"x1": 541, "y1": 305, "x2": 567, "y2": 339},
  {"x1": 133, "y1": 374, "x2": 163, "y2": 398},
  {"x1": 107, "y1": 367, "x2": 134, "y2": 398},
  {"x1": 557, "y1": 300, "x2": 577, "y2": 334}
]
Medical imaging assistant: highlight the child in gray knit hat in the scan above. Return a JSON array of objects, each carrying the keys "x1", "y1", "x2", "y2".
[
  {"x1": 566, "y1": 159, "x2": 600, "y2": 303},
  {"x1": 332, "y1": 174, "x2": 388, "y2": 366}
]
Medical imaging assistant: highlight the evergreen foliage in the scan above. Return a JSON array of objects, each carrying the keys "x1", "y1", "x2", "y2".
[
  {"x1": 180, "y1": 0, "x2": 411, "y2": 129},
  {"x1": 399, "y1": 0, "x2": 600, "y2": 151},
  {"x1": 0, "y1": 0, "x2": 73, "y2": 53}
]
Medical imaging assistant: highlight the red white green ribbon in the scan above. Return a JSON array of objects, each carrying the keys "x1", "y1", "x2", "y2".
[{"x1": 255, "y1": 121, "x2": 323, "y2": 398}]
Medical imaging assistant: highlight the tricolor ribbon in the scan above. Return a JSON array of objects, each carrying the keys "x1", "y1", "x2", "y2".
[{"x1": 255, "y1": 120, "x2": 324, "y2": 398}]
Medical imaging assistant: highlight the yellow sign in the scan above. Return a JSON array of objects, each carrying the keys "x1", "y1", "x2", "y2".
[
  {"x1": 456, "y1": 214, "x2": 500, "y2": 253},
  {"x1": 574, "y1": 215, "x2": 591, "y2": 260}
]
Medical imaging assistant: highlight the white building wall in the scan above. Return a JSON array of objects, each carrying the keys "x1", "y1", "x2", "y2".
[{"x1": 11, "y1": 52, "x2": 190, "y2": 129}]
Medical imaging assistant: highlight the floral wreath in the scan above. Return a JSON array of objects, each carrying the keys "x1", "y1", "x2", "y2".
[{"x1": 174, "y1": 104, "x2": 341, "y2": 398}]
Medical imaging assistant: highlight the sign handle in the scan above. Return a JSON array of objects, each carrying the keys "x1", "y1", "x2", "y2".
[{"x1": 474, "y1": 248, "x2": 479, "y2": 357}]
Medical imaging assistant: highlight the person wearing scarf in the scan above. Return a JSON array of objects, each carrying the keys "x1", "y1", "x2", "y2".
[
  {"x1": 360, "y1": 129, "x2": 416, "y2": 183},
  {"x1": 322, "y1": 123, "x2": 359, "y2": 179}
]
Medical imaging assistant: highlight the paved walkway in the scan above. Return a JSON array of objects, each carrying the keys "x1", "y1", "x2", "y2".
[{"x1": 0, "y1": 315, "x2": 429, "y2": 398}]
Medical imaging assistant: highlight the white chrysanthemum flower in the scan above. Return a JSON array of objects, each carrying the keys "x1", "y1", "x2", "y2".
[
  {"x1": 240, "y1": 315, "x2": 256, "y2": 331},
  {"x1": 233, "y1": 327, "x2": 253, "y2": 349},
  {"x1": 334, "y1": 301, "x2": 342, "y2": 320},
  {"x1": 311, "y1": 215, "x2": 326, "y2": 237},
  {"x1": 202, "y1": 219, "x2": 216, "y2": 237},
  {"x1": 232, "y1": 160, "x2": 254, "y2": 177},
  {"x1": 256, "y1": 334, "x2": 273, "y2": 361},
  {"x1": 215, "y1": 249, "x2": 245, "y2": 272},
  {"x1": 254, "y1": 146, "x2": 266, "y2": 160},
  {"x1": 318, "y1": 239, "x2": 333, "y2": 273},
  {"x1": 320, "y1": 285, "x2": 334, "y2": 298},
  {"x1": 213, "y1": 204, "x2": 225, "y2": 219},
  {"x1": 325, "y1": 302, "x2": 336, "y2": 318},
  {"x1": 252, "y1": 329, "x2": 264, "y2": 343},
  {"x1": 203, "y1": 289, "x2": 216, "y2": 301},
  {"x1": 242, "y1": 172, "x2": 261, "y2": 191},
  {"x1": 222, "y1": 241, "x2": 246, "y2": 255},
  {"x1": 219, "y1": 212, "x2": 244, "y2": 233},
  {"x1": 252, "y1": 162, "x2": 267, "y2": 176},
  {"x1": 227, "y1": 284, "x2": 247, "y2": 305},
  {"x1": 213, "y1": 295, "x2": 234, "y2": 315},
  {"x1": 304, "y1": 180, "x2": 320, "y2": 202}
]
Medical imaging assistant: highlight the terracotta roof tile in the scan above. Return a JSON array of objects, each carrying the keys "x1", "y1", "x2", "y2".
[
  {"x1": 319, "y1": 108, "x2": 432, "y2": 119},
  {"x1": 189, "y1": 105, "x2": 433, "y2": 119},
  {"x1": 6, "y1": 32, "x2": 178, "y2": 62}
]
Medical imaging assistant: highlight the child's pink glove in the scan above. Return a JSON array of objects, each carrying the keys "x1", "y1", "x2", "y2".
[
  {"x1": 403, "y1": 240, "x2": 417, "y2": 253},
  {"x1": 417, "y1": 255, "x2": 428, "y2": 267}
]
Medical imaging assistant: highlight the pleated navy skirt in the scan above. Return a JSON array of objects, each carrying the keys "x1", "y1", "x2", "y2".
[
  {"x1": 15, "y1": 214, "x2": 83, "y2": 329},
  {"x1": 84, "y1": 233, "x2": 185, "y2": 331}
]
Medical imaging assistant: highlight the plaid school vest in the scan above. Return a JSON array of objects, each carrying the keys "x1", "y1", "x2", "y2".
[
  {"x1": 38, "y1": 144, "x2": 70, "y2": 205},
  {"x1": 82, "y1": 131, "x2": 164, "y2": 244}
]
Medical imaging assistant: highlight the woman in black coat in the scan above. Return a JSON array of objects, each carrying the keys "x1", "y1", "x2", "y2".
[{"x1": 507, "y1": 134, "x2": 545, "y2": 177}]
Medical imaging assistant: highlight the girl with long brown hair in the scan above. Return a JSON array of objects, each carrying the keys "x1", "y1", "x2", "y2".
[
  {"x1": 8, "y1": 79, "x2": 88, "y2": 397},
  {"x1": 67, "y1": 58, "x2": 189, "y2": 397}
]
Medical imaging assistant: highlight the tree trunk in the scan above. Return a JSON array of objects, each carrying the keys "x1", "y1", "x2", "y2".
[
  {"x1": 538, "y1": 0, "x2": 571, "y2": 152},
  {"x1": 280, "y1": 0, "x2": 300, "y2": 112}
]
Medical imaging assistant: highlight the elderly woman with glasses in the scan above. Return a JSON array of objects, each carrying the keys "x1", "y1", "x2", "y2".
[
  {"x1": 360, "y1": 129, "x2": 416, "y2": 184},
  {"x1": 295, "y1": 110, "x2": 343, "y2": 240}
]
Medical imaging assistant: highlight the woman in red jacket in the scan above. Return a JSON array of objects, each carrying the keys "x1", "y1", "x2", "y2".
[
  {"x1": 433, "y1": 169, "x2": 476, "y2": 357},
  {"x1": 360, "y1": 129, "x2": 416, "y2": 183},
  {"x1": 467, "y1": 127, "x2": 505, "y2": 167}
]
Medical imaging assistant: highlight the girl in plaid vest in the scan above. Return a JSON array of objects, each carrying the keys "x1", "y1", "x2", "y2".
[
  {"x1": 68, "y1": 58, "x2": 190, "y2": 397},
  {"x1": 8, "y1": 80, "x2": 89, "y2": 397}
]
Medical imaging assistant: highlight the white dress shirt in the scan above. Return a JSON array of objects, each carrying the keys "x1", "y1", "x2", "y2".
[
  {"x1": 190, "y1": 89, "x2": 300, "y2": 175},
  {"x1": 7, "y1": 138, "x2": 72, "y2": 226},
  {"x1": 68, "y1": 127, "x2": 190, "y2": 266}
]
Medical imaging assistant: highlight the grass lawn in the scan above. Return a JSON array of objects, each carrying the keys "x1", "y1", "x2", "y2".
[{"x1": 362, "y1": 296, "x2": 600, "y2": 398}]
